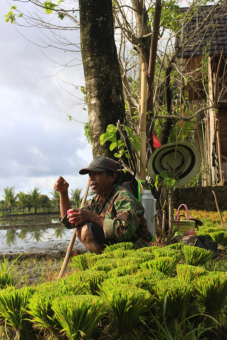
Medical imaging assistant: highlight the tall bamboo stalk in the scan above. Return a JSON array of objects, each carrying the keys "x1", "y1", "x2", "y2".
[{"x1": 140, "y1": 62, "x2": 147, "y2": 180}]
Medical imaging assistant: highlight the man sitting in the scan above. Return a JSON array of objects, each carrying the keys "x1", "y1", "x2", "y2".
[{"x1": 54, "y1": 156, "x2": 152, "y2": 254}]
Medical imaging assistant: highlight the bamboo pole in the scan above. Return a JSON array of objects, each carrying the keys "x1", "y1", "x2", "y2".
[
  {"x1": 58, "y1": 179, "x2": 90, "y2": 280},
  {"x1": 140, "y1": 62, "x2": 147, "y2": 180}
]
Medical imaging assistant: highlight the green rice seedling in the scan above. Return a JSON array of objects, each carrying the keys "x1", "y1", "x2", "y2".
[
  {"x1": 176, "y1": 264, "x2": 208, "y2": 283},
  {"x1": 126, "y1": 251, "x2": 155, "y2": 260},
  {"x1": 67, "y1": 270, "x2": 107, "y2": 294},
  {"x1": 209, "y1": 231, "x2": 227, "y2": 246},
  {"x1": 200, "y1": 226, "x2": 226, "y2": 233},
  {"x1": 135, "y1": 269, "x2": 167, "y2": 280},
  {"x1": 115, "y1": 256, "x2": 152, "y2": 267},
  {"x1": 89, "y1": 259, "x2": 118, "y2": 272},
  {"x1": 195, "y1": 231, "x2": 213, "y2": 240},
  {"x1": 99, "y1": 285, "x2": 155, "y2": 339},
  {"x1": 140, "y1": 257, "x2": 178, "y2": 276},
  {"x1": 153, "y1": 247, "x2": 183, "y2": 262},
  {"x1": 94, "y1": 257, "x2": 118, "y2": 266},
  {"x1": 146, "y1": 312, "x2": 218, "y2": 340},
  {"x1": 152, "y1": 278, "x2": 194, "y2": 322},
  {"x1": 183, "y1": 245, "x2": 213, "y2": 266},
  {"x1": 52, "y1": 295, "x2": 106, "y2": 340},
  {"x1": 103, "y1": 242, "x2": 134, "y2": 252},
  {"x1": 101, "y1": 275, "x2": 143, "y2": 289},
  {"x1": 0, "y1": 286, "x2": 36, "y2": 338},
  {"x1": 28, "y1": 279, "x2": 87, "y2": 334},
  {"x1": 0, "y1": 257, "x2": 18, "y2": 289},
  {"x1": 109, "y1": 249, "x2": 135, "y2": 259},
  {"x1": 102, "y1": 271, "x2": 164, "y2": 294},
  {"x1": 69, "y1": 252, "x2": 98, "y2": 271},
  {"x1": 165, "y1": 243, "x2": 184, "y2": 250},
  {"x1": 136, "y1": 246, "x2": 154, "y2": 253},
  {"x1": 107, "y1": 264, "x2": 139, "y2": 278},
  {"x1": 194, "y1": 272, "x2": 227, "y2": 324},
  {"x1": 205, "y1": 256, "x2": 227, "y2": 272}
]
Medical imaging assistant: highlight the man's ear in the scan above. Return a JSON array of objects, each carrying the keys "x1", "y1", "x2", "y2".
[{"x1": 111, "y1": 172, "x2": 117, "y2": 183}]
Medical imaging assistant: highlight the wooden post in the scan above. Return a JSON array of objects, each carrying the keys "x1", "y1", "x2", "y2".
[
  {"x1": 140, "y1": 62, "x2": 147, "y2": 180},
  {"x1": 58, "y1": 179, "x2": 90, "y2": 280}
]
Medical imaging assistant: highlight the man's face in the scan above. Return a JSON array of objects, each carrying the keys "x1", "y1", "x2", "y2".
[{"x1": 88, "y1": 170, "x2": 116, "y2": 195}]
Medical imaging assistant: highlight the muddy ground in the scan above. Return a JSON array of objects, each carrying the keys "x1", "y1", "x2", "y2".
[{"x1": 0, "y1": 249, "x2": 86, "y2": 288}]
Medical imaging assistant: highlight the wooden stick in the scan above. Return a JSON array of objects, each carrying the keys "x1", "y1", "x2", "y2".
[
  {"x1": 212, "y1": 190, "x2": 223, "y2": 225},
  {"x1": 58, "y1": 179, "x2": 90, "y2": 280}
]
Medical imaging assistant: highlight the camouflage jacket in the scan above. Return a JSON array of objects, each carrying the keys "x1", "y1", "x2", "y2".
[{"x1": 75, "y1": 184, "x2": 152, "y2": 243}]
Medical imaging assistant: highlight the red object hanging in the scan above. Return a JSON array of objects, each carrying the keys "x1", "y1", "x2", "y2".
[{"x1": 152, "y1": 133, "x2": 161, "y2": 148}]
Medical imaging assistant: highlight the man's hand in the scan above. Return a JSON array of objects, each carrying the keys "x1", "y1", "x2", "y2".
[
  {"x1": 54, "y1": 176, "x2": 69, "y2": 193},
  {"x1": 67, "y1": 208, "x2": 104, "y2": 228}
]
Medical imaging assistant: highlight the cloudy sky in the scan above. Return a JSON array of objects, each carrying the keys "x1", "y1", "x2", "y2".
[{"x1": 1, "y1": 1, "x2": 93, "y2": 199}]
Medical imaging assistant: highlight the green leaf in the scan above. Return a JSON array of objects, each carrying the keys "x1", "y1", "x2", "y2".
[{"x1": 109, "y1": 142, "x2": 117, "y2": 151}]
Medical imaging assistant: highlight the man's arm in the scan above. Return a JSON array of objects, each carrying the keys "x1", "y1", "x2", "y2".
[
  {"x1": 54, "y1": 176, "x2": 70, "y2": 219},
  {"x1": 103, "y1": 191, "x2": 142, "y2": 240},
  {"x1": 67, "y1": 208, "x2": 104, "y2": 228}
]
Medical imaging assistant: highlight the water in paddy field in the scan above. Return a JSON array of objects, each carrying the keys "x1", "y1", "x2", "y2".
[{"x1": 0, "y1": 214, "x2": 86, "y2": 254}]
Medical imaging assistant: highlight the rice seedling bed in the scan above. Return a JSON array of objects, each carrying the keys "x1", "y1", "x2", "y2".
[
  {"x1": 0, "y1": 240, "x2": 226, "y2": 340},
  {"x1": 0, "y1": 210, "x2": 226, "y2": 340}
]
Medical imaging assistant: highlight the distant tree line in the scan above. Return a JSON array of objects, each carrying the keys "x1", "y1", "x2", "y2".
[{"x1": 0, "y1": 187, "x2": 83, "y2": 215}]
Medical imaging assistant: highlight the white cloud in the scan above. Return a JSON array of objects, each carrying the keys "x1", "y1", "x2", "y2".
[{"x1": 0, "y1": 1, "x2": 93, "y2": 199}]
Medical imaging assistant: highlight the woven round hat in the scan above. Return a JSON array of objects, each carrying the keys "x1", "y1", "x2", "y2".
[{"x1": 147, "y1": 142, "x2": 201, "y2": 187}]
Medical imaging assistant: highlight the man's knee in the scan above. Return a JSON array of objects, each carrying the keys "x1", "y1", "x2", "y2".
[{"x1": 76, "y1": 224, "x2": 91, "y2": 244}]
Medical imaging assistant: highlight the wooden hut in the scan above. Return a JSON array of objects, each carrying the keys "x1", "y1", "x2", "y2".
[{"x1": 176, "y1": 4, "x2": 227, "y2": 186}]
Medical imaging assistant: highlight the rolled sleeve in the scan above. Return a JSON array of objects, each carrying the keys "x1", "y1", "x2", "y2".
[
  {"x1": 103, "y1": 217, "x2": 133, "y2": 240},
  {"x1": 59, "y1": 214, "x2": 75, "y2": 229},
  {"x1": 103, "y1": 218, "x2": 115, "y2": 238}
]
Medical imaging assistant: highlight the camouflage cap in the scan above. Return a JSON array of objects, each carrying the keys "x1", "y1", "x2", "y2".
[{"x1": 79, "y1": 156, "x2": 119, "y2": 175}]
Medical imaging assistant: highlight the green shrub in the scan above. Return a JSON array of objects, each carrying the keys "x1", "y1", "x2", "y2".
[
  {"x1": 140, "y1": 257, "x2": 178, "y2": 276},
  {"x1": 52, "y1": 295, "x2": 106, "y2": 340},
  {"x1": 99, "y1": 285, "x2": 154, "y2": 339},
  {"x1": 176, "y1": 264, "x2": 208, "y2": 283},
  {"x1": 183, "y1": 245, "x2": 213, "y2": 266}
]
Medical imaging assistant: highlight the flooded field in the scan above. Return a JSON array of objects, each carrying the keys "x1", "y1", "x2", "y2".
[{"x1": 0, "y1": 214, "x2": 86, "y2": 254}]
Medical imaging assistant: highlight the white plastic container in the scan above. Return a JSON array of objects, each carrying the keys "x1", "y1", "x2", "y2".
[{"x1": 141, "y1": 190, "x2": 156, "y2": 236}]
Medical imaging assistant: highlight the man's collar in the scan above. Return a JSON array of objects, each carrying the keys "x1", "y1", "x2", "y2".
[{"x1": 100, "y1": 184, "x2": 118, "y2": 202}]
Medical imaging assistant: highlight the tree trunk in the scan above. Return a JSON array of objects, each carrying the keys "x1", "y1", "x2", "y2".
[
  {"x1": 160, "y1": 66, "x2": 175, "y2": 144},
  {"x1": 79, "y1": 0, "x2": 125, "y2": 157}
]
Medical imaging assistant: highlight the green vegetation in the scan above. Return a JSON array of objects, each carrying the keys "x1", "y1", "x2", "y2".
[
  {"x1": 0, "y1": 236, "x2": 226, "y2": 339},
  {"x1": 0, "y1": 186, "x2": 84, "y2": 216}
]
